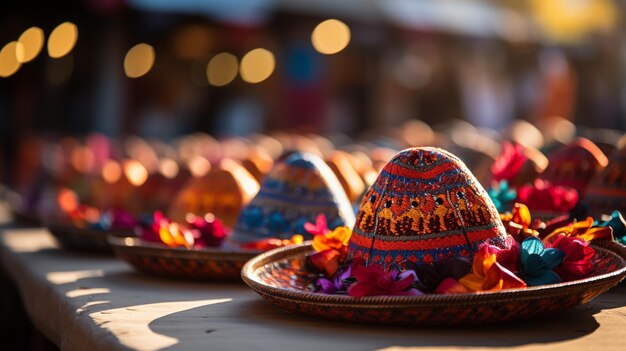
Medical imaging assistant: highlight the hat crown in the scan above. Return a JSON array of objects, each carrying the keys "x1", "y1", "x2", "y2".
[
  {"x1": 348, "y1": 147, "x2": 506, "y2": 269},
  {"x1": 231, "y1": 152, "x2": 355, "y2": 243}
]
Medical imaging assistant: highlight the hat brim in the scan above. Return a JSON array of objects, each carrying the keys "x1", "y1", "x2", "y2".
[
  {"x1": 241, "y1": 241, "x2": 626, "y2": 325},
  {"x1": 108, "y1": 236, "x2": 261, "y2": 281},
  {"x1": 48, "y1": 223, "x2": 134, "y2": 254}
]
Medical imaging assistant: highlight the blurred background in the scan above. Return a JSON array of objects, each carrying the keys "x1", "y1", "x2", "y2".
[{"x1": 0, "y1": 0, "x2": 625, "y2": 188}]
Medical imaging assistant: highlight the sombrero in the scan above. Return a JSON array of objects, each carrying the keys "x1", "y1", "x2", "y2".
[
  {"x1": 109, "y1": 211, "x2": 262, "y2": 281},
  {"x1": 584, "y1": 144, "x2": 626, "y2": 218},
  {"x1": 242, "y1": 147, "x2": 626, "y2": 325},
  {"x1": 539, "y1": 137, "x2": 608, "y2": 196},
  {"x1": 112, "y1": 152, "x2": 354, "y2": 281},
  {"x1": 168, "y1": 159, "x2": 260, "y2": 227},
  {"x1": 229, "y1": 152, "x2": 355, "y2": 244}
]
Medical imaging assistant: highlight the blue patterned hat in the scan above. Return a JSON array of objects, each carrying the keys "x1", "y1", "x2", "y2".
[{"x1": 230, "y1": 152, "x2": 355, "y2": 243}]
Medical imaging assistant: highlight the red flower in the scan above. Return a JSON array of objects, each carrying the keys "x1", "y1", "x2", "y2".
[
  {"x1": 347, "y1": 263, "x2": 421, "y2": 297},
  {"x1": 517, "y1": 179, "x2": 578, "y2": 213},
  {"x1": 492, "y1": 142, "x2": 528, "y2": 184},
  {"x1": 551, "y1": 235, "x2": 596, "y2": 281}
]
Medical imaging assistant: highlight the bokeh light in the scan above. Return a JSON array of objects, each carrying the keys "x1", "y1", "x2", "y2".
[
  {"x1": 158, "y1": 158, "x2": 179, "y2": 179},
  {"x1": 124, "y1": 43, "x2": 155, "y2": 78},
  {"x1": 207, "y1": 52, "x2": 238, "y2": 87},
  {"x1": 0, "y1": 42, "x2": 21, "y2": 77},
  {"x1": 311, "y1": 19, "x2": 351, "y2": 55},
  {"x1": 123, "y1": 160, "x2": 149, "y2": 186},
  {"x1": 240, "y1": 48, "x2": 275, "y2": 84},
  {"x1": 16, "y1": 27, "x2": 44, "y2": 63},
  {"x1": 102, "y1": 160, "x2": 122, "y2": 184},
  {"x1": 47, "y1": 22, "x2": 78, "y2": 58}
]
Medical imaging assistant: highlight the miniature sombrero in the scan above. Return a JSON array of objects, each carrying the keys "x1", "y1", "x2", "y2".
[
  {"x1": 584, "y1": 144, "x2": 626, "y2": 218},
  {"x1": 168, "y1": 159, "x2": 260, "y2": 227},
  {"x1": 230, "y1": 152, "x2": 355, "y2": 244},
  {"x1": 242, "y1": 147, "x2": 626, "y2": 325},
  {"x1": 539, "y1": 137, "x2": 608, "y2": 196},
  {"x1": 348, "y1": 147, "x2": 506, "y2": 268}
]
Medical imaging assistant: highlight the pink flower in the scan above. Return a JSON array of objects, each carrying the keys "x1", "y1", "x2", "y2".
[
  {"x1": 551, "y1": 235, "x2": 596, "y2": 281},
  {"x1": 304, "y1": 214, "x2": 330, "y2": 236},
  {"x1": 480, "y1": 236, "x2": 520, "y2": 273},
  {"x1": 187, "y1": 214, "x2": 228, "y2": 248},
  {"x1": 347, "y1": 262, "x2": 423, "y2": 297}
]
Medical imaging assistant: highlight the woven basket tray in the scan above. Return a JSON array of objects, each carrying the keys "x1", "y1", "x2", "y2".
[
  {"x1": 242, "y1": 242, "x2": 626, "y2": 325},
  {"x1": 109, "y1": 236, "x2": 260, "y2": 281}
]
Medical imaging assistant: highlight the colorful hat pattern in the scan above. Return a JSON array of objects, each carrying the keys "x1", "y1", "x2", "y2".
[
  {"x1": 230, "y1": 152, "x2": 355, "y2": 243},
  {"x1": 584, "y1": 145, "x2": 626, "y2": 217},
  {"x1": 539, "y1": 138, "x2": 608, "y2": 196},
  {"x1": 348, "y1": 147, "x2": 507, "y2": 269}
]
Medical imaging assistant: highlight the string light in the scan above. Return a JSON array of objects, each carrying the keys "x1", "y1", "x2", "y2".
[
  {"x1": 207, "y1": 52, "x2": 238, "y2": 87},
  {"x1": 16, "y1": 27, "x2": 44, "y2": 63},
  {"x1": 311, "y1": 19, "x2": 351, "y2": 55},
  {"x1": 48, "y1": 22, "x2": 78, "y2": 58},
  {"x1": 0, "y1": 41, "x2": 21, "y2": 77},
  {"x1": 124, "y1": 43, "x2": 155, "y2": 78},
  {"x1": 240, "y1": 48, "x2": 275, "y2": 84}
]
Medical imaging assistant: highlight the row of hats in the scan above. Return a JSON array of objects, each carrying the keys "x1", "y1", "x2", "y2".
[
  {"x1": 490, "y1": 135, "x2": 626, "y2": 219},
  {"x1": 7, "y1": 117, "x2": 625, "y2": 225}
]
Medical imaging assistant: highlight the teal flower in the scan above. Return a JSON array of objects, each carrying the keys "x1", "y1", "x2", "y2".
[
  {"x1": 520, "y1": 237, "x2": 565, "y2": 286},
  {"x1": 595, "y1": 211, "x2": 626, "y2": 245},
  {"x1": 488, "y1": 180, "x2": 517, "y2": 212}
]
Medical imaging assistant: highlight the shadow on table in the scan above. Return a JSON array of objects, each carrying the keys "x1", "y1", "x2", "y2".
[
  {"x1": 145, "y1": 283, "x2": 626, "y2": 351},
  {"x1": 7, "y1": 244, "x2": 626, "y2": 351}
]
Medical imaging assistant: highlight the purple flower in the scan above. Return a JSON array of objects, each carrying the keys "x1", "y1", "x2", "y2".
[{"x1": 316, "y1": 264, "x2": 352, "y2": 294}]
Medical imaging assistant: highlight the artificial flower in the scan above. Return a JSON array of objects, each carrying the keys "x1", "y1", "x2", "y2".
[
  {"x1": 481, "y1": 236, "x2": 520, "y2": 273},
  {"x1": 488, "y1": 180, "x2": 517, "y2": 213},
  {"x1": 408, "y1": 256, "x2": 471, "y2": 293},
  {"x1": 459, "y1": 245, "x2": 526, "y2": 291},
  {"x1": 138, "y1": 211, "x2": 168, "y2": 243},
  {"x1": 312, "y1": 226, "x2": 352, "y2": 259},
  {"x1": 186, "y1": 213, "x2": 228, "y2": 248},
  {"x1": 595, "y1": 211, "x2": 626, "y2": 245},
  {"x1": 551, "y1": 235, "x2": 596, "y2": 281},
  {"x1": 491, "y1": 142, "x2": 528, "y2": 185},
  {"x1": 519, "y1": 237, "x2": 564, "y2": 286},
  {"x1": 304, "y1": 213, "x2": 330, "y2": 236},
  {"x1": 240, "y1": 235, "x2": 304, "y2": 251},
  {"x1": 543, "y1": 217, "x2": 614, "y2": 244},
  {"x1": 309, "y1": 249, "x2": 341, "y2": 277},
  {"x1": 434, "y1": 278, "x2": 469, "y2": 294},
  {"x1": 500, "y1": 203, "x2": 538, "y2": 240},
  {"x1": 159, "y1": 222, "x2": 194, "y2": 249},
  {"x1": 347, "y1": 262, "x2": 423, "y2": 297},
  {"x1": 539, "y1": 214, "x2": 573, "y2": 238},
  {"x1": 517, "y1": 179, "x2": 579, "y2": 213},
  {"x1": 316, "y1": 264, "x2": 353, "y2": 294},
  {"x1": 91, "y1": 208, "x2": 137, "y2": 231}
]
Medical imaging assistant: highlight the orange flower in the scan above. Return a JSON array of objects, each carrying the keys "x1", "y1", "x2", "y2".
[
  {"x1": 309, "y1": 249, "x2": 341, "y2": 277},
  {"x1": 159, "y1": 222, "x2": 194, "y2": 249},
  {"x1": 543, "y1": 217, "x2": 614, "y2": 244},
  {"x1": 312, "y1": 226, "x2": 352, "y2": 257},
  {"x1": 459, "y1": 246, "x2": 526, "y2": 291},
  {"x1": 500, "y1": 203, "x2": 538, "y2": 240}
]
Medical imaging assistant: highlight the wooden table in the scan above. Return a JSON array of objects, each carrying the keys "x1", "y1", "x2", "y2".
[{"x1": 1, "y1": 227, "x2": 626, "y2": 351}]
